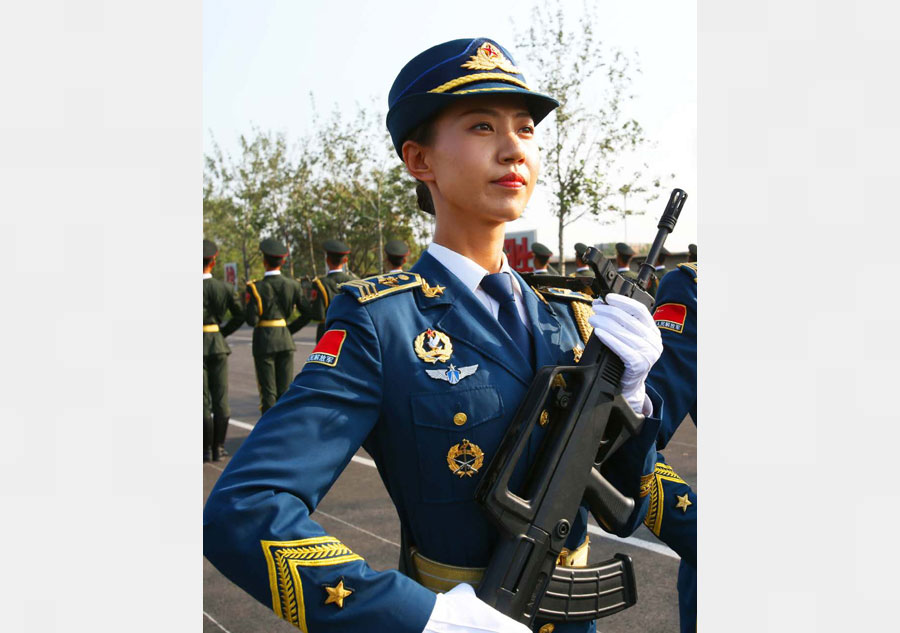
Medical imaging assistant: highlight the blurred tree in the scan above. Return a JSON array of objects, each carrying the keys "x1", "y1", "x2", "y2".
[
  {"x1": 514, "y1": 1, "x2": 649, "y2": 273},
  {"x1": 604, "y1": 166, "x2": 675, "y2": 241}
]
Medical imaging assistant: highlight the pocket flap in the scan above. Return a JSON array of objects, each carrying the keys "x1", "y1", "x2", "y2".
[{"x1": 410, "y1": 386, "x2": 503, "y2": 430}]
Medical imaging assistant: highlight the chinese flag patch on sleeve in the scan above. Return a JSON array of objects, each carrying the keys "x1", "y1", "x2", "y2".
[
  {"x1": 307, "y1": 329, "x2": 347, "y2": 366},
  {"x1": 653, "y1": 303, "x2": 687, "y2": 334}
]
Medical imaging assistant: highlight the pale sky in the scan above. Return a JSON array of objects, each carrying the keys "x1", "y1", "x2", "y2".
[{"x1": 203, "y1": 0, "x2": 697, "y2": 253}]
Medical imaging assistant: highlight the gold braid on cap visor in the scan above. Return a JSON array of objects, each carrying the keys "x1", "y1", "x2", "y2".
[{"x1": 428, "y1": 72, "x2": 530, "y2": 94}]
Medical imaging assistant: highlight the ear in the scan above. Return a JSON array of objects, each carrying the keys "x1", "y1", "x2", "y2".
[{"x1": 402, "y1": 140, "x2": 435, "y2": 183}]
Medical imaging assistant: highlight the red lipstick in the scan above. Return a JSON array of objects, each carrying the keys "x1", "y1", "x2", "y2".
[{"x1": 493, "y1": 172, "x2": 527, "y2": 188}]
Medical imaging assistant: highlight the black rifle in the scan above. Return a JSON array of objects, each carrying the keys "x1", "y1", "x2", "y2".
[{"x1": 474, "y1": 188, "x2": 687, "y2": 627}]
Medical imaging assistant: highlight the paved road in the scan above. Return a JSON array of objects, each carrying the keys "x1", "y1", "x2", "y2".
[{"x1": 203, "y1": 325, "x2": 697, "y2": 632}]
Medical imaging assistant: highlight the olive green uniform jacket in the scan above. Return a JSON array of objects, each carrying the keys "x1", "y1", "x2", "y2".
[
  {"x1": 310, "y1": 270, "x2": 358, "y2": 341},
  {"x1": 203, "y1": 276, "x2": 244, "y2": 355},
  {"x1": 244, "y1": 272, "x2": 311, "y2": 356}
]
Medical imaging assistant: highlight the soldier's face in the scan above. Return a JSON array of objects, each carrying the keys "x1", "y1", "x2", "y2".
[{"x1": 414, "y1": 94, "x2": 540, "y2": 226}]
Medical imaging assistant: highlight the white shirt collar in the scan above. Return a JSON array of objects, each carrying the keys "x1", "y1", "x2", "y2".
[
  {"x1": 264, "y1": 270, "x2": 281, "y2": 276},
  {"x1": 576, "y1": 266, "x2": 590, "y2": 272},
  {"x1": 202, "y1": 273, "x2": 212, "y2": 280},
  {"x1": 534, "y1": 268, "x2": 548, "y2": 273},
  {"x1": 655, "y1": 265, "x2": 665, "y2": 271},
  {"x1": 617, "y1": 267, "x2": 630, "y2": 273},
  {"x1": 327, "y1": 268, "x2": 344, "y2": 275},
  {"x1": 388, "y1": 268, "x2": 404, "y2": 273},
  {"x1": 427, "y1": 242, "x2": 516, "y2": 293}
]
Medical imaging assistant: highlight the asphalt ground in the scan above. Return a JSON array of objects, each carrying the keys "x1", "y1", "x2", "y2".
[{"x1": 203, "y1": 325, "x2": 697, "y2": 633}]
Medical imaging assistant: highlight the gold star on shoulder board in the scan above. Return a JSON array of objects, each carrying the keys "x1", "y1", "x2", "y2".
[
  {"x1": 324, "y1": 579, "x2": 353, "y2": 608},
  {"x1": 675, "y1": 494, "x2": 693, "y2": 512}
]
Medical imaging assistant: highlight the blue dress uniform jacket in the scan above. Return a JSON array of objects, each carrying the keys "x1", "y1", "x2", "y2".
[
  {"x1": 203, "y1": 251, "x2": 663, "y2": 633},
  {"x1": 644, "y1": 262, "x2": 698, "y2": 633}
]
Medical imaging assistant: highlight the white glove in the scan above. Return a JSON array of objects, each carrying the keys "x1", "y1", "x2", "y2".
[
  {"x1": 422, "y1": 583, "x2": 530, "y2": 633},
  {"x1": 588, "y1": 293, "x2": 663, "y2": 415}
]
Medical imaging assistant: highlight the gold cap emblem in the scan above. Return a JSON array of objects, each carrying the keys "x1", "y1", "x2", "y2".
[
  {"x1": 453, "y1": 412, "x2": 468, "y2": 426},
  {"x1": 461, "y1": 42, "x2": 520, "y2": 74},
  {"x1": 414, "y1": 328, "x2": 453, "y2": 364},
  {"x1": 447, "y1": 439, "x2": 484, "y2": 477}
]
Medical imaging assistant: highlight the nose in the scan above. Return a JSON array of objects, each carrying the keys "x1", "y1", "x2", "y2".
[{"x1": 499, "y1": 130, "x2": 526, "y2": 164}]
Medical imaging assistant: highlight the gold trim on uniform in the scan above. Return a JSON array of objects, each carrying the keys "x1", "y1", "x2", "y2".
[
  {"x1": 678, "y1": 261, "x2": 698, "y2": 282},
  {"x1": 570, "y1": 300, "x2": 595, "y2": 345},
  {"x1": 410, "y1": 548, "x2": 486, "y2": 593},
  {"x1": 539, "y1": 624, "x2": 555, "y2": 633},
  {"x1": 461, "y1": 42, "x2": 520, "y2": 73},
  {"x1": 261, "y1": 536, "x2": 363, "y2": 633},
  {"x1": 572, "y1": 345, "x2": 584, "y2": 363},
  {"x1": 414, "y1": 329, "x2": 453, "y2": 364},
  {"x1": 258, "y1": 319, "x2": 287, "y2": 327},
  {"x1": 539, "y1": 410, "x2": 550, "y2": 427},
  {"x1": 247, "y1": 280, "x2": 264, "y2": 316},
  {"x1": 556, "y1": 535, "x2": 590, "y2": 567},
  {"x1": 203, "y1": 324, "x2": 220, "y2": 333},
  {"x1": 410, "y1": 538, "x2": 590, "y2": 595},
  {"x1": 447, "y1": 439, "x2": 484, "y2": 477},
  {"x1": 643, "y1": 462, "x2": 690, "y2": 536},
  {"x1": 313, "y1": 277, "x2": 330, "y2": 310},
  {"x1": 429, "y1": 72, "x2": 529, "y2": 95}
]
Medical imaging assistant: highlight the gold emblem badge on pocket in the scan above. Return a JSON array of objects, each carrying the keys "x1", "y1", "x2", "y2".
[
  {"x1": 414, "y1": 328, "x2": 453, "y2": 364},
  {"x1": 447, "y1": 439, "x2": 484, "y2": 477}
]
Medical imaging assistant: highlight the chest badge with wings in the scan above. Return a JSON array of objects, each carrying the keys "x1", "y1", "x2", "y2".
[{"x1": 425, "y1": 363, "x2": 478, "y2": 385}]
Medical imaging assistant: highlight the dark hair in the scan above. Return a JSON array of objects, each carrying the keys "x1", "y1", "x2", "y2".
[
  {"x1": 387, "y1": 254, "x2": 406, "y2": 268},
  {"x1": 405, "y1": 119, "x2": 436, "y2": 216},
  {"x1": 263, "y1": 254, "x2": 285, "y2": 268},
  {"x1": 326, "y1": 253, "x2": 347, "y2": 268},
  {"x1": 203, "y1": 256, "x2": 215, "y2": 268},
  {"x1": 533, "y1": 255, "x2": 550, "y2": 268}
]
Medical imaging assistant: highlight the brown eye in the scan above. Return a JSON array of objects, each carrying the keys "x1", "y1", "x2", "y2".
[{"x1": 472, "y1": 122, "x2": 493, "y2": 131}]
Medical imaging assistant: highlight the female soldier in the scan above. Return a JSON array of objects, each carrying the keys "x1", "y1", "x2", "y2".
[{"x1": 204, "y1": 37, "x2": 663, "y2": 633}]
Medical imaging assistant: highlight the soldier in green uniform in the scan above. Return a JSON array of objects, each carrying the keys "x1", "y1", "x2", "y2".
[
  {"x1": 531, "y1": 241, "x2": 557, "y2": 275},
  {"x1": 688, "y1": 243, "x2": 697, "y2": 263},
  {"x1": 647, "y1": 246, "x2": 671, "y2": 298},
  {"x1": 309, "y1": 239, "x2": 358, "y2": 342},
  {"x1": 245, "y1": 238, "x2": 311, "y2": 414},
  {"x1": 570, "y1": 242, "x2": 594, "y2": 277},
  {"x1": 385, "y1": 239, "x2": 410, "y2": 272},
  {"x1": 615, "y1": 242, "x2": 638, "y2": 281},
  {"x1": 203, "y1": 239, "x2": 244, "y2": 461}
]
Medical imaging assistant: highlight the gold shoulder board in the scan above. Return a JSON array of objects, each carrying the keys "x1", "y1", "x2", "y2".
[
  {"x1": 339, "y1": 271, "x2": 427, "y2": 304},
  {"x1": 677, "y1": 262, "x2": 698, "y2": 282}
]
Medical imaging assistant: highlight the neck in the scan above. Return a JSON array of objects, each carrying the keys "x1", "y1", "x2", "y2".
[{"x1": 433, "y1": 215, "x2": 506, "y2": 273}]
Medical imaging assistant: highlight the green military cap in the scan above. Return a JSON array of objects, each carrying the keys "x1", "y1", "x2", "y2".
[
  {"x1": 260, "y1": 237, "x2": 288, "y2": 257},
  {"x1": 615, "y1": 242, "x2": 634, "y2": 257},
  {"x1": 531, "y1": 242, "x2": 553, "y2": 257},
  {"x1": 574, "y1": 242, "x2": 588, "y2": 256},
  {"x1": 688, "y1": 243, "x2": 697, "y2": 256},
  {"x1": 384, "y1": 239, "x2": 409, "y2": 257},
  {"x1": 203, "y1": 239, "x2": 218, "y2": 258},
  {"x1": 323, "y1": 239, "x2": 351, "y2": 255}
]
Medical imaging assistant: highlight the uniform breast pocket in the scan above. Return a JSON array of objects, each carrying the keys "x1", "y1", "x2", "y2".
[{"x1": 410, "y1": 385, "x2": 505, "y2": 504}]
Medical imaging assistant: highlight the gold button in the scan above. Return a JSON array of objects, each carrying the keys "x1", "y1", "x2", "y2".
[
  {"x1": 539, "y1": 624, "x2": 555, "y2": 633},
  {"x1": 539, "y1": 410, "x2": 549, "y2": 427},
  {"x1": 453, "y1": 412, "x2": 467, "y2": 426}
]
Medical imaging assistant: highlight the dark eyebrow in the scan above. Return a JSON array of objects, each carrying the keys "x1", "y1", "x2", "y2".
[{"x1": 459, "y1": 107, "x2": 533, "y2": 119}]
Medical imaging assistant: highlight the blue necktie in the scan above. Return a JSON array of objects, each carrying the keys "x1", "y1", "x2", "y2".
[{"x1": 480, "y1": 272, "x2": 534, "y2": 368}]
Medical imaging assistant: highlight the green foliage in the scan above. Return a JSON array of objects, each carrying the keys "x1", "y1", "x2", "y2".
[
  {"x1": 203, "y1": 105, "x2": 430, "y2": 284},
  {"x1": 513, "y1": 0, "x2": 664, "y2": 272}
]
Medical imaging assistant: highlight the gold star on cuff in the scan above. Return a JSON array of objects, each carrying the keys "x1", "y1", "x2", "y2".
[
  {"x1": 324, "y1": 580, "x2": 353, "y2": 608},
  {"x1": 675, "y1": 494, "x2": 693, "y2": 512}
]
